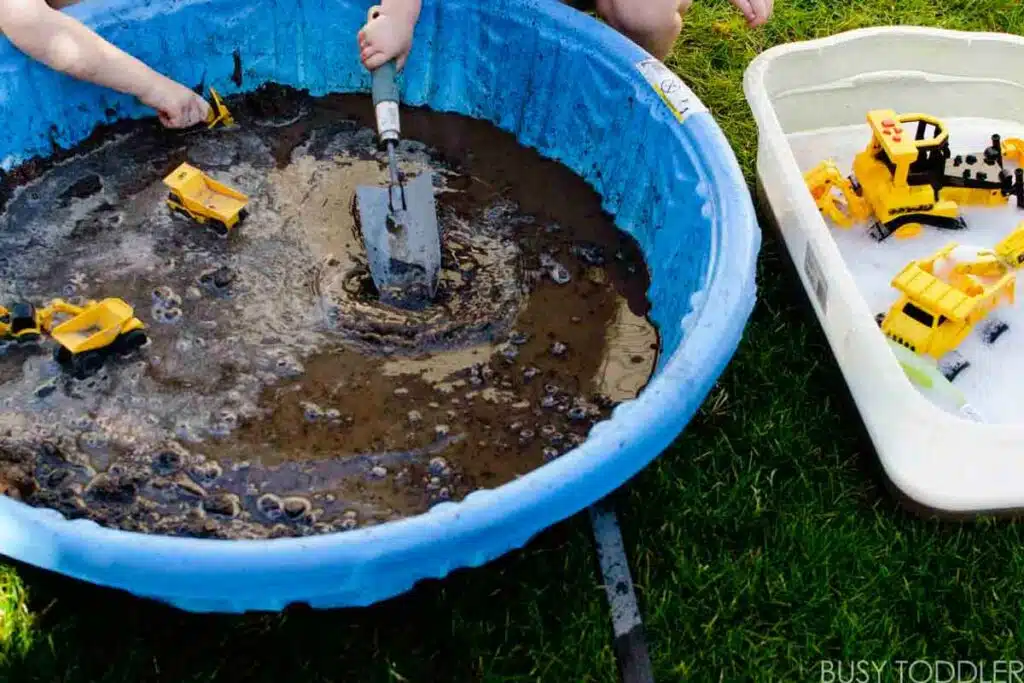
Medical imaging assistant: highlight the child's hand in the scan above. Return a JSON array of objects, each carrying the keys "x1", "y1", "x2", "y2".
[
  {"x1": 358, "y1": 7, "x2": 414, "y2": 71},
  {"x1": 142, "y1": 79, "x2": 212, "y2": 128},
  {"x1": 729, "y1": 0, "x2": 772, "y2": 27}
]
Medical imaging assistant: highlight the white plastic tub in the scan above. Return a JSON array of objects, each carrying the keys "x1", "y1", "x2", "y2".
[{"x1": 744, "y1": 27, "x2": 1024, "y2": 514}]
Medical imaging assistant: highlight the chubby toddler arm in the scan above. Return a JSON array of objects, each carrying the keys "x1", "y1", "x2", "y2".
[{"x1": 0, "y1": 0, "x2": 210, "y2": 127}]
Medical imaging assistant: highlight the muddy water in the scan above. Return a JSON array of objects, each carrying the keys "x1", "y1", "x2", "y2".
[{"x1": 0, "y1": 85, "x2": 657, "y2": 539}]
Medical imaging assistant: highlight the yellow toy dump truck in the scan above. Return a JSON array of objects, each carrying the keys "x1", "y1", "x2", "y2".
[
  {"x1": 163, "y1": 163, "x2": 249, "y2": 236},
  {"x1": 46, "y1": 298, "x2": 147, "y2": 378},
  {"x1": 806, "y1": 110, "x2": 1024, "y2": 241},
  {"x1": 878, "y1": 226, "x2": 1024, "y2": 379}
]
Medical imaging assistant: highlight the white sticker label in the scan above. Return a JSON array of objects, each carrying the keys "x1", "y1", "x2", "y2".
[
  {"x1": 635, "y1": 58, "x2": 707, "y2": 123},
  {"x1": 803, "y1": 242, "x2": 828, "y2": 314},
  {"x1": 375, "y1": 101, "x2": 400, "y2": 139}
]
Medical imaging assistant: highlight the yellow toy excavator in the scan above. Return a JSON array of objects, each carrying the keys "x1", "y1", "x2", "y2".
[
  {"x1": 803, "y1": 160, "x2": 871, "y2": 228},
  {"x1": 206, "y1": 88, "x2": 235, "y2": 129}
]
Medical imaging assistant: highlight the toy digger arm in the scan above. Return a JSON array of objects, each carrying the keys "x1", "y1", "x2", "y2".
[
  {"x1": 37, "y1": 299, "x2": 86, "y2": 332},
  {"x1": 206, "y1": 88, "x2": 234, "y2": 129}
]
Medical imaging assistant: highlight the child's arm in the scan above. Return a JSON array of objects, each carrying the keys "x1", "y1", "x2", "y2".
[
  {"x1": 358, "y1": 0, "x2": 421, "y2": 71},
  {"x1": 0, "y1": 0, "x2": 210, "y2": 127}
]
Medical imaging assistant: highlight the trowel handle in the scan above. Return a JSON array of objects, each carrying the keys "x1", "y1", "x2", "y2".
[
  {"x1": 371, "y1": 61, "x2": 400, "y2": 144},
  {"x1": 372, "y1": 61, "x2": 399, "y2": 107},
  {"x1": 367, "y1": 5, "x2": 400, "y2": 144}
]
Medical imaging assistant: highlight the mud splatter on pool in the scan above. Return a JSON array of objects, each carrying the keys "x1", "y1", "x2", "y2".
[{"x1": 0, "y1": 86, "x2": 658, "y2": 539}]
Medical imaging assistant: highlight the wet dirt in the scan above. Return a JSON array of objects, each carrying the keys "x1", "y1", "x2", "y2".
[{"x1": 0, "y1": 84, "x2": 658, "y2": 539}]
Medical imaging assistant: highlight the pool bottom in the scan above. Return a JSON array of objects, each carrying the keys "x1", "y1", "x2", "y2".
[{"x1": 0, "y1": 85, "x2": 658, "y2": 540}]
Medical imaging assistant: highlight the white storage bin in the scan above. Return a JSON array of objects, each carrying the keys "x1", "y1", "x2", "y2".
[{"x1": 744, "y1": 27, "x2": 1024, "y2": 514}]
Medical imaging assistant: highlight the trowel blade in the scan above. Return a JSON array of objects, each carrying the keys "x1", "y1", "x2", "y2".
[{"x1": 356, "y1": 172, "x2": 441, "y2": 309}]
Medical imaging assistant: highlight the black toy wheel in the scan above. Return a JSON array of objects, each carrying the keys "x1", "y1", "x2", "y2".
[
  {"x1": 70, "y1": 350, "x2": 106, "y2": 380},
  {"x1": 211, "y1": 220, "x2": 229, "y2": 237},
  {"x1": 53, "y1": 345, "x2": 72, "y2": 365},
  {"x1": 115, "y1": 329, "x2": 148, "y2": 356},
  {"x1": 237, "y1": 208, "x2": 249, "y2": 223}
]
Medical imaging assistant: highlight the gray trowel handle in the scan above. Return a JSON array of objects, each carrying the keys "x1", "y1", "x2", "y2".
[{"x1": 367, "y1": 5, "x2": 401, "y2": 144}]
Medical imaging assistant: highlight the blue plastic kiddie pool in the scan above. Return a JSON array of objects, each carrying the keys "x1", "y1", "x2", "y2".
[{"x1": 0, "y1": 0, "x2": 759, "y2": 612}]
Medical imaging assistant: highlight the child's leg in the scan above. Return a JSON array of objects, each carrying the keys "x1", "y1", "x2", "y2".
[{"x1": 594, "y1": 0, "x2": 690, "y2": 60}]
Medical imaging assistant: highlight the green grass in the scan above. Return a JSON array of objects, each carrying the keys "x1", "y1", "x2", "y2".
[{"x1": 5, "y1": 1, "x2": 1024, "y2": 681}]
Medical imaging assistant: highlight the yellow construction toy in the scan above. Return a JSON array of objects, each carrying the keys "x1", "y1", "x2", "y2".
[
  {"x1": 1002, "y1": 137, "x2": 1024, "y2": 166},
  {"x1": 878, "y1": 225, "x2": 1024, "y2": 377},
  {"x1": 803, "y1": 160, "x2": 871, "y2": 228},
  {"x1": 806, "y1": 110, "x2": 1024, "y2": 241},
  {"x1": 1, "y1": 298, "x2": 147, "y2": 378},
  {"x1": 0, "y1": 302, "x2": 47, "y2": 343},
  {"x1": 206, "y1": 88, "x2": 235, "y2": 129},
  {"x1": 47, "y1": 298, "x2": 147, "y2": 378},
  {"x1": 163, "y1": 162, "x2": 249, "y2": 235}
]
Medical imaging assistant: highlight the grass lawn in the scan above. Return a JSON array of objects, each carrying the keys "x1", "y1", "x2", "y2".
[{"x1": 5, "y1": 1, "x2": 1024, "y2": 681}]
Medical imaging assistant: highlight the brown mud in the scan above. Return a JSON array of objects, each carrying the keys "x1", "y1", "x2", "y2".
[{"x1": 0, "y1": 84, "x2": 658, "y2": 539}]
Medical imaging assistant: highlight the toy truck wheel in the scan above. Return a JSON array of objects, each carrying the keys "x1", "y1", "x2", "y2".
[
  {"x1": 114, "y1": 330, "x2": 148, "y2": 356},
  {"x1": 211, "y1": 220, "x2": 229, "y2": 236},
  {"x1": 70, "y1": 351, "x2": 106, "y2": 380},
  {"x1": 53, "y1": 345, "x2": 72, "y2": 365}
]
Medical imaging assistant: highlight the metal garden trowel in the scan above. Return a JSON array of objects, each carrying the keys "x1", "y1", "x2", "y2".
[{"x1": 355, "y1": 7, "x2": 441, "y2": 310}]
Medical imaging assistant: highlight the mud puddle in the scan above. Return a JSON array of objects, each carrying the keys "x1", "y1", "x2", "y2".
[{"x1": 0, "y1": 84, "x2": 658, "y2": 539}]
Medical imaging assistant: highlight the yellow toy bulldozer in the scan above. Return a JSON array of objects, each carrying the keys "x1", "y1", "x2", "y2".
[
  {"x1": 163, "y1": 163, "x2": 249, "y2": 235},
  {"x1": 807, "y1": 110, "x2": 1024, "y2": 241}
]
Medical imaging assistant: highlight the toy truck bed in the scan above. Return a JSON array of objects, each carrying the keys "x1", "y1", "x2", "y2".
[
  {"x1": 164, "y1": 163, "x2": 248, "y2": 224},
  {"x1": 50, "y1": 298, "x2": 135, "y2": 354},
  {"x1": 892, "y1": 261, "x2": 976, "y2": 323}
]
